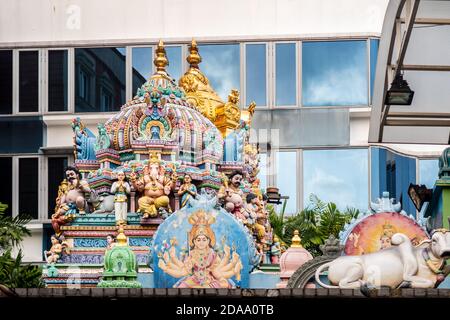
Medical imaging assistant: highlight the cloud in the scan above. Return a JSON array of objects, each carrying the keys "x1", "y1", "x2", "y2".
[{"x1": 199, "y1": 45, "x2": 240, "y2": 101}]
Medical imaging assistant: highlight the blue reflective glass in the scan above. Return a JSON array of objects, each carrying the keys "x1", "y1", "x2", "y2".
[
  {"x1": 276, "y1": 151, "x2": 297, "y2": 214},
  {"x1": 166, "y1": 46, "x2": 182, "y2": 81},
  {"x1": 276, "y1": 43, "x2": 296, "y2": 106},
  {"x1": 370, "y1": 39, "x2": 379, "y2": 101},
  {"x1": 419, "y1": 159, "x2": 439, "y2": 217},
  {"x1": 75, "y1": 47, "x2": 126, "y2": 112},
  {"x1": 302, "y1": 40, "x2": 368, "y2": 106},
  {"x1": 303, "y1": 149, "x2": 368, "y2": 211},
  {"x1": 419, "y1": 159, "x2": 439, "y2": 188},
  {"x1": 132, "y1": 47, "x2": 152, "y2": 96},
  {"x1": 246, "y1": 44, "x2": 266, "y2": 106},
  {"x1": 198, "y1": 44, "x2": 240, "y2": 101},
  {"x1": 371, "y1": 147, "x2": 416, "y2": 215},
  {"x1": 258, "y1": 153, "x2": 267, "y2": 192}
]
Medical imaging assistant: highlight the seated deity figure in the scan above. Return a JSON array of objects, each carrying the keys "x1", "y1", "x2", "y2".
[
  {"x1": 110, "y1": 170, "x2": 131, "y2": 225},
  {"x1": 130, "y1": 152, "x2": 172, "y2": 218},
  {"x1": 177, "y1": 174, "x2": 197, "y2": 208},
  {"x1": 51, "y1": 166, "x2": 91, "y2": 235},
  {"x1": 218, "y1": 171, "x2": 246, "y2": 222},
  {"x1": 158, "y1": 210, "x2": 243, "y2": 288},
  {"x1": 44, "y1": 235, "x2": 69, "y2": 264}
]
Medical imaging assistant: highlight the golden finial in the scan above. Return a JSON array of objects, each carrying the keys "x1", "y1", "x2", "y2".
[
  {"x1": 154, "y1": 40, "x2": 169, "y2": 74},
  {"x1": 116, "y1": 225, "x2": 127, "y2": 246},
  {"x1": 187, "y1": 39, "x2": 202, "y2": 69},
  {"x1": 291, "y1": 230, "x2": 303, "y2": 248}
]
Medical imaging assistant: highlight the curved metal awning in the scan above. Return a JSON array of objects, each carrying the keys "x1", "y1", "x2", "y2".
[{"x1": 369, "y1": 0, "x2": 450, "y2": 145}]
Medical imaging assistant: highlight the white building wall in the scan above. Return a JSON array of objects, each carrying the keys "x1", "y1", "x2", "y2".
[{"x1": 0, "y1": 0, "x2": 388, "y2": 45}]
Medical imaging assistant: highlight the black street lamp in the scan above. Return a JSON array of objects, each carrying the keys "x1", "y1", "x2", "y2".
[{"x1": 385, "y1": 73, "x2": 414, "y2": 105}]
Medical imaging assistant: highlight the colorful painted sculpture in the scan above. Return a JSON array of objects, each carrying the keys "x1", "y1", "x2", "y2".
[
  {"x1": 44, "y1": 235, "x2": 69, "y2": 264},
  {"x1": 158, "y1": 210, "x2": 243, "y2": 288},
  {"x1": 51, "y1": 167, "x2": 91, "y2": 235},
  {"x1": 218, "y1": 171, "x2": 245, "y2": 221},
  {"x1": 106, "y1": 234, "x2": 116, "y2": 250},
  {"x1": 130, "y1": 152, "x2": 173, "y2": 218},
  {"x1": 177, "y1": 174, "x2": 197, "y2": 208},
  {"x1": 111, "y1": 170, "x2": 131, "y2": 225},
  {"x1": 315, "y1": 229, "x2": 450, "y2": 289},
  {"x1": 98, "y1": 226, "x2": 142, "y2": 288},
  {"x1": 43, "y1": 40, "x2": 271, "y2": 288}
]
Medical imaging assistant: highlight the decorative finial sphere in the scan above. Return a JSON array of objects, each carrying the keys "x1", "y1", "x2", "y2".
[
  {"x1": 187, "y1": 38, "x2": 202, "y2": 68},
  {"x1": 154, "y1": 40, "x2": 169, "y2": 73},
  {"x1": 291, "y1": 230, "x2": 303, "y2": 248}
]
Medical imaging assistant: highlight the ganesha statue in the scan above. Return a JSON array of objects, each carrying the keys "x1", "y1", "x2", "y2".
[{"x1": 130, "y1": 152, "x2": 174, "y2": 218}]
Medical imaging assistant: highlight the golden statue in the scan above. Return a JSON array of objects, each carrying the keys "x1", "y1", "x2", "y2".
[
  {"x1": 129, "y1": 152, "x2": 172, "y2": 218},
  {"x1": 158, "y1": 210, "x2": 243, "y2": 288}
]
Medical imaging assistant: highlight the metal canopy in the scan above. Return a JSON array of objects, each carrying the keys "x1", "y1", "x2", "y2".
[{"x1": 369, "y1": 0, "x2": 450, "y2": 145}]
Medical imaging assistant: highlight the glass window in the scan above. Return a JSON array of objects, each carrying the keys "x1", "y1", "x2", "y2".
[
  {"x1": 75, "y1": 47, "x2": 126, "y2": 112},
  {"x1": 419, "y1": 159, "x2": 439, "y2": 188},
  {"x1": 418, "y1": 159, "x2": 439, "y2": 217},
  {"x1": 276, "y1": 151, "x2": 297, "y2": 214},
  {"x1": 198, "y1": 44, "x2": 240, "y2": 101},
  {"x1": 132, "y1": 47, "x2": 152, "y2": 97},
  {"x1": 48, "y1": 50, "x2": 68, "y2": 111},
  {"x1": 303, "y1": 149, "x2": 368, "y2": 211},
  {"x1": 19, "y1": 158, "x2": 39, "y2": 219},
  {"x1": 0, "y1": 157, "x2": 12, "y2": 217},
  {"x1": 0, "y1": 50, "x2": 13, "y2": 114},
  {"x1": 370, "y1": 39, "x2": 379, "y2": 101},
  {"x1": 0, "y1": 117, "x2": 44, "y2": 153},
  {"x1": 371, "y1": 147, "x2": 416, "y2": 215},
  {"x1": 276, "y1": 43, "x2": 296, "y2": 106},
  {"x1": 258, "y1": 153, "x2": 267, "y2": 192},
  {"x1": 166, "y1": 46, "x2": 182, "y2": 81},
  {"x1": 19, "y1": 51, "x2": 39, "y2": 112},
  {"x1": 246, "y1": 44, "x2": 267, "y2": 106},
  {"x1": 302, "y1": 40, "x2": 368, "y2": 106},
  {"x1": 47, "y1": 157, "x2": 68, "y2": 219}
]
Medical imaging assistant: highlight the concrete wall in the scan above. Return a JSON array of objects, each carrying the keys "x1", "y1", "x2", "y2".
[{"x1": 0, "y1": 0, "x2": 388, "y2": 45}]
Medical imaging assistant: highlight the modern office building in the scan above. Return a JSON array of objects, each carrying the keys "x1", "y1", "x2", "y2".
[{"x1": 0, "y1": 0, "x2": 448, "y2": 262}]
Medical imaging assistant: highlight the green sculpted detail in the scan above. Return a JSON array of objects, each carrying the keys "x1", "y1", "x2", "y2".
[
  {"x1": 97, "y1": 231, "x2": 142, "y2": 288},
  {"x1": 94, "y1": 123, "x2": 111, "y2": 151}
]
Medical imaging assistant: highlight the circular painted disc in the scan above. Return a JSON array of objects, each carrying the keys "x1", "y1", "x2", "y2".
[{"x1": 344, "y1": 212, "x2": 428, "y2": 255}]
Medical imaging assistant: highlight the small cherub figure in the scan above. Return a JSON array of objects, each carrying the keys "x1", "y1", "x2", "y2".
[
  {"x1": 44, "y1": 235, "x2": 69, "y2": 264},
  {"x1": 106, "y1": 234, "x2": 116, "y2": 250}
]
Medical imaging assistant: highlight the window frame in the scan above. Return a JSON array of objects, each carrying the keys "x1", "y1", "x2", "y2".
[
  {"x1": 300, "y1": 39, "x2": 371, "y2": 108},
  {"x1": 43, "y1": 48, "x2": 73, "y2": 114},
  {"x1": 15, "y1": 49, "x2": 42, "y2": 115},
  {"x1": 13, "y1": 155, "x2": 43, "y2": 222},
  {"x1": 243, "y1": 42, "x2": 269, "y2": 109},
  {"x1": 273, "y1": 41, "x2": 300, "y2": 109}
]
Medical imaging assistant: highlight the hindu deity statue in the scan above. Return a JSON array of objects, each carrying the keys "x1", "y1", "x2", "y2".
[
  {"x1": 51, "y1": 166, "x2": 91, "y2": 235},
  {"x1": 243, "y1": 193, "x2": 259, "y2": 229},
  {"x1": 106, "y1": 234, "x2": 117, "y2": 250},
  {"x1": 177, "y1": 174, "x2": 197, "y2": 208},
  {"x1": 130, "y1": 152, "x2": 173, "y2": 218},
  {"x1": 44, "y1": 235, "x2": 69, "y2": 264},
  {"x1": 111, "y1": 170, "x2": 131, "y2": 225},
  {"x1": 270, "y1": 235, "x2": 282, "y2": 264},
  {"x1": 218, "y1": 171, "x2": 245, "y2": 221},
  {"x1": 158, "y1": 210, "x2": 243, "y2": 288}
]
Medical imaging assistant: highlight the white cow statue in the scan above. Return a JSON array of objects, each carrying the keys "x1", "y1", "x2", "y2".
[{"x1": 315, "y1": 229, "x2": 450, "y2": 289}]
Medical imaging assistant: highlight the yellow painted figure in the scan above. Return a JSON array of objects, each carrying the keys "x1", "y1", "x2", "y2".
[
  {"x1": 130, "y1": 152, "x2": 172, "y2": 218},
  {"x1": 158, "y1": 210, "x2": 242, "y2": 288}
]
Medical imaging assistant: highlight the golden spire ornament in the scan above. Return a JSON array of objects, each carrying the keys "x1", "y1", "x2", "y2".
[
  {"x1": 290, "y1": 230, "x2": 303, "y2": 248},
  {"x1": 154, "y1": 39, "x2": 169, "y2": 74},
  {"x1": 187, "y1": 39, "x2": 202, "y2": 69}
]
